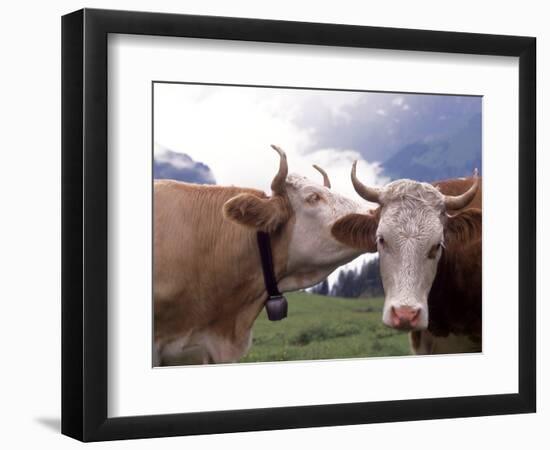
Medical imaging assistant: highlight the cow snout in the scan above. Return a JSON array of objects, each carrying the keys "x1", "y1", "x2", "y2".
[{"x1": 390, "y1": 306, "x2": 421, "y2": 330}]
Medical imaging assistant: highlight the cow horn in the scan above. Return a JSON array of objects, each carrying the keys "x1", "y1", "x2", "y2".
[
  {"x1": 312, "y1": 164, "x2": 331, "y2": 188},
  {"x1": 444, "y1": 169, "x2": 480, "y2": 210},
  {"x1": 351, "y1": 160, "x2": 382, "y2": 204},
  {"x1": 270, "y1": 144, "x2": 288, "y2": 195}
]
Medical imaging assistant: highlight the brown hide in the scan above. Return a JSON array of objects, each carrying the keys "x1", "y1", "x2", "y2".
[
  {"x1": 427, "y1": 176, "x2": 482, "y2": 342},
  {"x1": 153, "y1": 180, "x2": 293, "y2": 363},
  {"x1": 223, "y1": 192, "x2": 292, "y2": 233}
]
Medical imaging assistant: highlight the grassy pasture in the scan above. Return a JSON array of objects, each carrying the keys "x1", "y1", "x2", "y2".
[{"x1": 240, "y1": 291, "x2": 411, "y2": 363}]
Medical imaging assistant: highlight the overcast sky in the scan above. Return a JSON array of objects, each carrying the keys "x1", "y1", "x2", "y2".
[
  {"x1": 153, "y1": 83, "x2": 480, "y2": 286},
  {"x1": 153, "y1": 83, "x2": 394, "y2": 200}
]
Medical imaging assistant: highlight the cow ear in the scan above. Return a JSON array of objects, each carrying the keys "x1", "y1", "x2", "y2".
[
  {"x1": 223, "y1": 193, "x2": 291, "y2": 233},
  {"x1": 445, "y1": 208, "x2": 482, "y2": 248},
  {"x1": 331, "y1": 213, "x2": 379, "y2": 252}
]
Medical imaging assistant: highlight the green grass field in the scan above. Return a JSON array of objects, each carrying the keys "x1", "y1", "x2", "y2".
[{"x1": 240, "y1": 291, "x2": 411, "y2": 363}]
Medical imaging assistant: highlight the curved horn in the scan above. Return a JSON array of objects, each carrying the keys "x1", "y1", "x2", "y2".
[
  {"x1": 312, "y1": 164, "x2": 331, "y2": 188},
  {"x1": 270, "y1": 144, "x2": 288, "y2": 195},
  {"x1": 444, "y1": 169, "x2": 480, "y2": 210},
  {"x1": 351, "y1": 160, "x2": 382, "y2": 204}
]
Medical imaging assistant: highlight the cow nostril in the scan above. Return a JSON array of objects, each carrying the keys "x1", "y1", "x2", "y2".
[
  {"x1": 390, "y1": 306, "x2": 400, "y2": 328},
  {"x1": 390, "y1": 306, "x2": 421, "y2": 328}
]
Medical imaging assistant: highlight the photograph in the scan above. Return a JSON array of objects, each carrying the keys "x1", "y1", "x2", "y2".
[
  {"x1": 152, "y1": 83, "x2": 482, "y2": 366},
  {"x1": 55, "y1": 5, "x2": 538, "y2": 444}
]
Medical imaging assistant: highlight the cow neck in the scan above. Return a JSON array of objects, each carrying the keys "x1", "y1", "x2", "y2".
[{"x1": 256, "y1": 231, "x2": 288, "y2": 321}]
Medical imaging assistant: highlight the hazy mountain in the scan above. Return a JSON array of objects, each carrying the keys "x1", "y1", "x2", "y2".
[
  {"x1": 382, "y1": 112, "x2": 481, "y2": 182},
  {"x1": 154, "y1": 148, "x2": 216, "y2": 184},
  {"x1": 295, "y1": 94, "x2": 481, "y2": 163}
]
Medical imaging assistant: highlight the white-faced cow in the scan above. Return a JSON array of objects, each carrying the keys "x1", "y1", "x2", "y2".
[
  {"x1": 154, "y1": 145, "x2": 365, "y2": 365},
  {"x1": 331, "y1": 163, "x2": 481, "y2": 354}
]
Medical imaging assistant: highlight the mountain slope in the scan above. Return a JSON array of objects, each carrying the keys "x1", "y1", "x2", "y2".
[
  {"x1": 382, "y1": 112, "x2": 481, "y2": 182},
  {"x1": 154, "y1": 147, "x2": 216, "y2": 184}
]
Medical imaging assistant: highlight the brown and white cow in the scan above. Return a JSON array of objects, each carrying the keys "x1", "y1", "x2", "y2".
[
  {"x1": 154, "y1": 145, "x2": 365, "y2": 365},
  {"x1": 331, "y1": 163, "x2": 481, "y2": 354}
]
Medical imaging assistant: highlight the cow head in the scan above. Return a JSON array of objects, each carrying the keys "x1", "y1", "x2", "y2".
[
  {"x1": 223, "y1": 145, "x2": 364, "y2": 290},
  {"x1": 331, "y1": 162, "x2": 481, "y2": 331}
]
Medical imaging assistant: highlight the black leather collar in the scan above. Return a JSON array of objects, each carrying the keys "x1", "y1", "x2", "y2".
[{"x1": 256, "y1": 231, "x2": 288, "y2": 321}]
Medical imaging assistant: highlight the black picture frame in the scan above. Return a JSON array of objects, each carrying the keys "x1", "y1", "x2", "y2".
[{"x1": 61, "y1": 8, "x2": 536, "y2": 442}]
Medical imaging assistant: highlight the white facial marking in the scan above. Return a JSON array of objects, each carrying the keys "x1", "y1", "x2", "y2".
[
  {"x1": 279, "y1": 174, "x2": 365, "y2": 291},
  {"x1": 377, "y1": 180, "x2": 446, "y2": 330}
]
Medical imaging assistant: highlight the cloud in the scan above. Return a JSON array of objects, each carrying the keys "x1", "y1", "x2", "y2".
[
  {"x1": 392, "y1": 96, "x2": 404, "y2": 106},
  {"x1": 153, "y1": 84, "x2": 481, "y2": 291},
  {"x1": 153, "y1": 83, "x2": 387, "y2": 199},
  {"x1": 294, "y1": 92, "x2": 481, "y2": 162},
  {"x1": 154, "y1": 84, "x2": 392, "y2": 286},
  {"x1": 392, "y1": 96, "x2": 410, "y2": 111}
]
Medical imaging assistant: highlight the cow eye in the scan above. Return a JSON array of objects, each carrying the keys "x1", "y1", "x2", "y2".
[
  {"x1": 377, "y1": 236, "x2": 385, "y2": 246},
  {"x1": 306, "y1": 193, "x2": 321, "y2": 204},
  {"x1": 428, "y1": 243, "x2": 443, "y2": 259}
]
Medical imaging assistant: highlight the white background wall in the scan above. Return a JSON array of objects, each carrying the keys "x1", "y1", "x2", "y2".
[{"x1": 0, "y1": 1, "x2": 545, "y2": 448}]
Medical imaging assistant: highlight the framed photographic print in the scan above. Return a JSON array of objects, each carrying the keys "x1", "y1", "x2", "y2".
[{"x1": 62, "y1": 8, "x2": 536, "y2": 441}]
